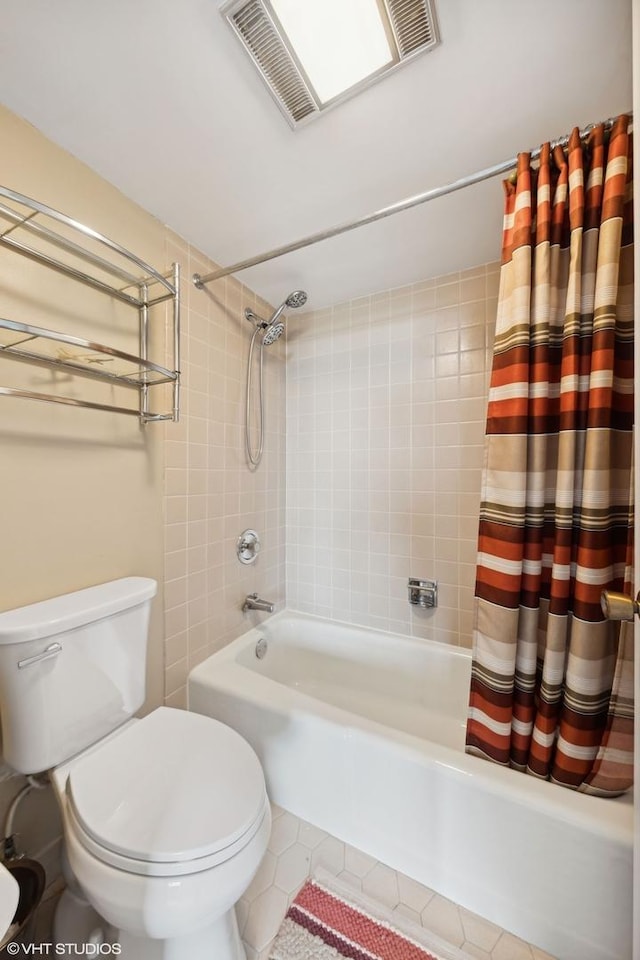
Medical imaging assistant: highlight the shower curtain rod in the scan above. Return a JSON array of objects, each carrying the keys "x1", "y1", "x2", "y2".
[{"x1": 192, "y1": 111, "x2": 631, "y2": 290}]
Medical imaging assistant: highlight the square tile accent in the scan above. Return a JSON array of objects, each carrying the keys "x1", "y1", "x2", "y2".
[{"x1": 239, "y1": 804, "x2": 557, "y2": 960}]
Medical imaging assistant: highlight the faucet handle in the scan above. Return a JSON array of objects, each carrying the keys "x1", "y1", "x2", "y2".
[{"x1": 237, "y1": 530, "x2": 261, "y2": 565}]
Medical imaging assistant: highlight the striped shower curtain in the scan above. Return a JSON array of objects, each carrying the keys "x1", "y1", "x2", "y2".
[{"x1": 465, "y1": 115, "x2": 634, "y2": 796}]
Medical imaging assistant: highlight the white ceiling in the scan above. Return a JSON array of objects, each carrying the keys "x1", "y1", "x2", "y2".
[{"x1": 0, "y1": 0, "x2": 633, "y2": 311}]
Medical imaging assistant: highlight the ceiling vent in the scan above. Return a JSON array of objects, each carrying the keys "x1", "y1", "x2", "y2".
[
  {"x1": 229, "y1": 0, "x2": 317, "y2": 124},
  {"x1": 386, "y1": 0, "x2": 438, "y2": 56},
  {"x1": 221, "y1": 0, "x2": 440, "y2": 129}
]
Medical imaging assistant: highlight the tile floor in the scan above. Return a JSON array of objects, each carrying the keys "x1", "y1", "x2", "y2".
[
  {"x1": 239, "y1": 805, "x2": 557, "y2": 960},
  {"x1": 28, "y1": 804, "x2": 556, "y2": 960}
]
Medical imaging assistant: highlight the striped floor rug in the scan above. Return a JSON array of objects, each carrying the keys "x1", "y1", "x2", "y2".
[{"x1": 269, "y1": 876, "x2": 476, "y2": 960}]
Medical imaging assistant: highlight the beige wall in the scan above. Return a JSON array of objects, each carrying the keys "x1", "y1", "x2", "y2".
[
  {"x1": 0, "y1": 105, "x2": 167, "y2": 706},
  {"x1": 0, "y1": 104, "x2": 287, "y2": 882},
  {"x1": 286, "y1": 264, "x2": 499, "y2": 648},
  {"x1": 0, "y1": 105, "x2": 288, "y2": 884},
  {"x1": 0, "y1": 104, "x2": 170, "y2": 880}
]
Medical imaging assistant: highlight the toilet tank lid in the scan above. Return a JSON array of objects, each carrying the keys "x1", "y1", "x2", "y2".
[{"x1": 0, "y1": 578, "x2": 157, "y2": 645}]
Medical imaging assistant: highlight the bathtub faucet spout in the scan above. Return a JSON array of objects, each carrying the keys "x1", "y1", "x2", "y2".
[{"x1": 243, "y1": 593, "x2": 275, "y2": 613}]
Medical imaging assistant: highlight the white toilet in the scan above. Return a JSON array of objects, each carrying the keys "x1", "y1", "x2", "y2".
[{"x1": 0, "y1": 578, "x2": 270, "y2": 960}]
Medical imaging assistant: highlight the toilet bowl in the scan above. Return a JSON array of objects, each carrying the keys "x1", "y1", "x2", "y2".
[
  {"x1": 51, "y1": 707, "x2": 271, "y2": 960},
  {"x1": 0, "y1": 579, "x2": 272, "y2": 960}
]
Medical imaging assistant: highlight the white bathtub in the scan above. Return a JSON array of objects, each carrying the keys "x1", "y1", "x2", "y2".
[{"x1": 188, "y1": 611, "x2": 633, "y2": 960}]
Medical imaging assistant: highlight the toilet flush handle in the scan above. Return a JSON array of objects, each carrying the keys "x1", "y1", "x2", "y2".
[{"x1": 17, "y1": 642, "x2": 62, "y2": 670}]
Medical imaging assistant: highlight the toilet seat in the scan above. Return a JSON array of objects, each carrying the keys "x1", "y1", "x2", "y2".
[
  {"x1": 66, "y1": 793, "x2": 270, "y2": 877},
  {"x1": 65, "y1": 707, "x2": 268, "y2": 877}
]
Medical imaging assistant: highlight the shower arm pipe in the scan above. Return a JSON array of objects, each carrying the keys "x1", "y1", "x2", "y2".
[{"x1": 193, "y1": 112, "x2": 631, "y2": 290}]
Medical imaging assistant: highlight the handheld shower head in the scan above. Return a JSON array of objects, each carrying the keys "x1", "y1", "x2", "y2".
[
  {"x1": 285, "y1": 290, "x2": 308, "y2": 309},
  {"x1": 266, "y1": 290, "x2": 308, "y2": 328}
]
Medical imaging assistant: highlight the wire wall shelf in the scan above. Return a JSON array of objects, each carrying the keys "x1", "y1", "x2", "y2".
[{"x1": 0, "y1": 185, "x2": 180, "y2": 423}]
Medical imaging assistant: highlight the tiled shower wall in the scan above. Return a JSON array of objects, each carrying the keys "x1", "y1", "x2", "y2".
[
  {"x1": 286, "y1": 263, "x2": 500, "y2": 648},
  {"x1": 163, "y1": 257, "x2": 500, "y2": 691},
  {"x1": 162, "y1": 234, "x2": 286, "y2": 705}
]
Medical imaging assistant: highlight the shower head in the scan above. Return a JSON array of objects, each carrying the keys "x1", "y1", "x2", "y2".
[
  {"x1": 285, "y1": 290, "x2": 308, "y2": 309},
  {"x1": 266, "y1": 290, "x2": 308, "y2": 328},
  {"x1": 248, "y1": 291, "x2": 308, "y2": 346},
  {"x1": 262, "y1": 322, "x2": 285, "y2": 345}
]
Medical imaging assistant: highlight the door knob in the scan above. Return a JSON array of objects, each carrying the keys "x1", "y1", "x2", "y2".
[{"x1": 600, "y1": 589, "x2": 640, "y2": 621}]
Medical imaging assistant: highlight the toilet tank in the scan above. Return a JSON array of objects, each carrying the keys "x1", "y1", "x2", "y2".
[{"x1": 0, "y1": 578, "x2": 157, "y2": 774}]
